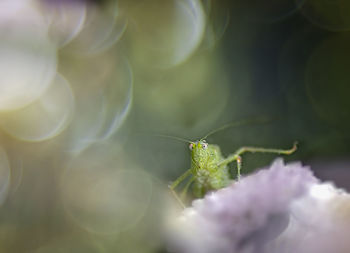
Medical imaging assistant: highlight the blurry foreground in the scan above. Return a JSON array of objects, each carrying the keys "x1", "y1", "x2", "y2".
[{"x1": 168, "y1": 159, "x2": 350, "y2": 253}]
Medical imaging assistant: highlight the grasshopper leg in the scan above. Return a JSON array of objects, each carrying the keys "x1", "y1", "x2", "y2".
[
  {"x1": 180, "y1": 177, "x2": 195, "y2": 200},
  {"x1": 236, "y1": 155, "x2": 242, "y2": 180},
  {"x1": 169, "y1": 169, "x2": 192, "y2": 208},
  {"x1": 169, "y1": 187, "x2": 186, "y2": 209},
  {"x1": 219, "y1": 142, "x2": 297, "y2": 180},
  {"x1": 169, "y1": 169, "x2": 192, "y2": 190}
]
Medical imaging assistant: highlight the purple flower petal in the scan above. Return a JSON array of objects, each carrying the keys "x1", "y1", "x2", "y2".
[{"x1": 167, "y1": 158, "x2": 318, "y2": 253}]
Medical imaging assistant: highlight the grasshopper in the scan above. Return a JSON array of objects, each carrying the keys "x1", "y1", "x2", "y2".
[{"x1": 167, "y1": 121, "x2": 298, "y2": 206}]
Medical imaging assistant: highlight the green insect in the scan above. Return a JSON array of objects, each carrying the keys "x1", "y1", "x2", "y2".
[{"x1": 167, "y1": 121, "x2": 297, "y2": 206}]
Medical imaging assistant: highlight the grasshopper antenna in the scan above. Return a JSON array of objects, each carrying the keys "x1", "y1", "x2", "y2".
[
  {"x1": 151, "y1": 134, "x2": 192, "y2": 143},
  {"x1": 200, "y1": 116, "x2": 277, "y2": 141}
]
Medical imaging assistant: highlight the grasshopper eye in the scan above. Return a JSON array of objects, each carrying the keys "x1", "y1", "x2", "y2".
[
  {"x1": 189, "y1": 143, "x2": 194, "y2": 150},
  {"x1": 202, "y1": 143, "x2": 208, "y2": 149}
]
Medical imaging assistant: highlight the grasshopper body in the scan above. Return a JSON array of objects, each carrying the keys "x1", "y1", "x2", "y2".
[
  {"x1": 169, "y1": 139, "x2": 297, "y2": 203},
  {"x1": 190, "y1": 141, "x2": 230, "y2": 197}
]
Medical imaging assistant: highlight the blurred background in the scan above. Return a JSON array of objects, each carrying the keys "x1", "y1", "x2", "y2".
[{"x1": 0, "y1": 0, "x2": 349, "y2": 252}]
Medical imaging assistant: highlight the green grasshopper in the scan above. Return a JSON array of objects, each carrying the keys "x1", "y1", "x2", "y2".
[{"x1": 167, "y1": 122, "x2": 297, "y2": 206}]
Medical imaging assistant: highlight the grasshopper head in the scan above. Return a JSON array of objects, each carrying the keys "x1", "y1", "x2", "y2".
[{"x1": 189, "y1": 140, "x2": 210, "y2": 170}]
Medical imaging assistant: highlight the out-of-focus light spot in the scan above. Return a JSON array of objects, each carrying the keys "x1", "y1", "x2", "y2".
[
  {"x1": 95, "y1": 59, "x2": 133, "y2": 141},
  {"x1": 7, "y1": 157, "x2": 22, "y2": 197},
  {"x1": 39, "y1": 0, "x2": 87, "y2": 47},
  {"x1": 0, "y1": 74, "x2": 74, "y2": 142},
  {"x1": 61, "y1": 152, "x2": 152, "y2": 234},
  {"x1": 0, "y1": 0, "x2": 34, "y2": 18},
  {"x1": 202, "y1": 5, "x2": 230, "y2": 50},
  {"x1": 0, "y1": 1, "x2": 57, "y2": 111},
  {"x1": 62, "y1": 51, "x2": 133, "y2": 153},
  {"x1": 64, "y1": 53, "x2": 133, "y2": 153},
  {"x1": 300, "y1": 0, "x2": 350, "y2": 31},
  {"x1": 64, "y1": 2, "x2": 127, "y2": 55},
  {"x1": 129, "y1": 0, "x2": 205, "y2": 68},
  {"x1": 0, "y1": 147, "x2": 10, "y2": 205},
  {"x1": 66, "y1": 91, "x2": 107, "y2": 152},
  {"x1": 305, "y1": 35, "x2": 350, "y2": 130}
]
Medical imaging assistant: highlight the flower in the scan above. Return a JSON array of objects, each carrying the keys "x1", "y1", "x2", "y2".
[
  {"x1": 167, "y1": 158, "x2": 319, "y2": 253},
  {"x1": 266, "y1": 182, "x2": 350, "y2": 253}
]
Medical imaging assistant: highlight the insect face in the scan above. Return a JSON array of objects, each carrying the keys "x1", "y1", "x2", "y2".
[
  {"x1": 190, "y1": 140, "x2": 211, "y2": 170},
  {"x1": 189, "y1": 140, "x2": 208, "y2": 150}
]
